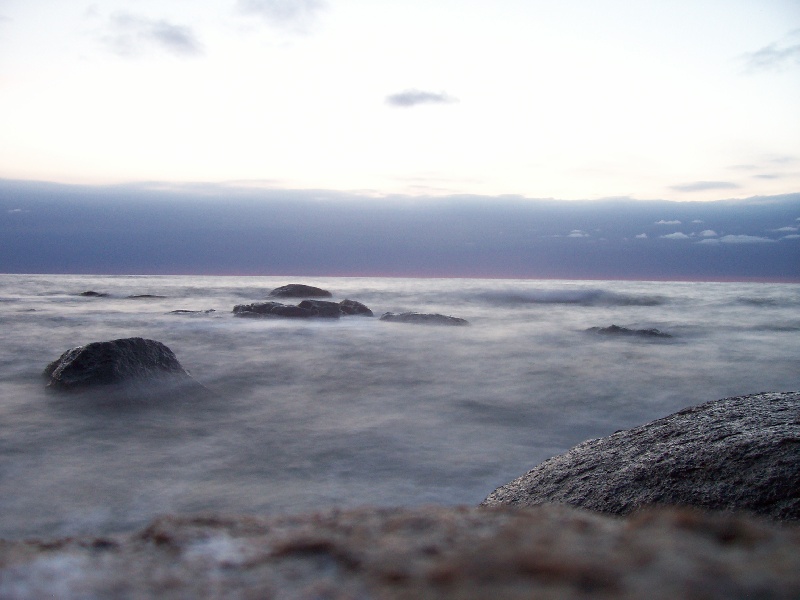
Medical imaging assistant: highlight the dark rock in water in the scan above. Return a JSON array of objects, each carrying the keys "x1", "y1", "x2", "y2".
[
  {"x1": 587, "y1": 324, "x2": 672, "y2": 338},
  {"x1": 79, "y1": 291, "x2": 108, "y2": 297},
  {"x1": 127, "y1": 294, "x2": 166, "y2": 299},
  {"x1": 2, "y1": 505, "x2": 799, "y2": 599},
  {"x1": 268, "y1": 284, "x2": 332, "y2": 298},
  {"x1": 298, "y1": 299, "x2": 342, "y2": 318},
  {"x1": 168, "y1": 309, "x2": 216, "y2": 315},
  {"x1": 380, "y1": 312, "x2": 469, "y2": 326},
  {"x1": 339, "y1": 298, "x2": 373, "y2": 316},
  {"x1": 43, "y1": 337, "x2": 202, "y2": 395},
  {"x1": 482, "y1": 391, "x2": 800, "y2": 521},
  {"x1": 233, "y1": 301, "x2": 317, "y2": 318}
]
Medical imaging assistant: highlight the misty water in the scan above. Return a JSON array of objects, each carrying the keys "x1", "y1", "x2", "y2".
[{"x1": 1, "y1": 274, "x2": 798, "y2": 539}]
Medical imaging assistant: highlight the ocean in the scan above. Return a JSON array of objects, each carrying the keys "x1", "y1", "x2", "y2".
[{"x1": 1, "y1": 274, "x2": 798, "y2": 539}]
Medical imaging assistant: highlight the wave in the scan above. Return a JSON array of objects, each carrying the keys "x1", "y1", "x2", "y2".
[{"x1": 476, "y1": 289, "x2": 665, "y2": 307}]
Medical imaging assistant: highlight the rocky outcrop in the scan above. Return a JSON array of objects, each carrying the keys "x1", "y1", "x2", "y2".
[
  {"x1": 268, "y1": 284, "x2": 332, "y2": 298},
  {"x1": 1, "y1": 505, "x2": 798, "y2": 599},
  {"x1": 482, "y1": 391, "x2": 800, "y2": 521},
  {"x1": 234, "y1": 299, "x2": 374, "y2": 319},
  {"x1": 587, "y1": 324, "x2": 672, "y2": 338},
  {"x1": 78, "y1": 291, "x2": 108, "y2": 297},
  {"x1": 43, "y1": 337, "x2": 203, "y2": 395},
  {"x1": 339, "y1": 298, "x2": 373, "y2": 316},
  {"x1": 380, "y1": 312, "x2": 469, "y2": 326},
  {"x1": 298, "y1": 299, "x2": 342, "y2": 318}
]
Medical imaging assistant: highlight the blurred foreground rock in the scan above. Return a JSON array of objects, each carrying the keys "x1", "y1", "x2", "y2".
[
  {"x1": 43, "y1": 337, "x2": 204, "y2": 396},
  {"x1": 483, "y1": 391, "x2": 800, "y2": 521},
  {"x1": 380, "y1": 312, "x2": 469, "y2": 326},
  {"x1": 1, "y1": 505, "x2": 798, "y2": 599}
]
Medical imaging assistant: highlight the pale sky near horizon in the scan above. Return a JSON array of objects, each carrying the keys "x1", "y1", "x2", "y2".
[{"x1": 1, "y1": 0, "x2": 799, "y2": 201}]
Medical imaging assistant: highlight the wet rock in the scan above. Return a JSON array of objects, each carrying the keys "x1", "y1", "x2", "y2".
[
  {"x1": 43, "y1": 337, "x2": 203, "y2": 395},
  {"x1": 268, "y1": 284, "x2": 332, "y2": 298},
  {"x1": 298, "y1": 299, "x2": 342, "y2": 318},
  {"x1": 232, "y1": 302, "x2": 317, "y2": 318},
  {"x1": 78, "y1": 291, "x2": 108, "y2": 297},
  {"x1": 380, "y1": 312, "x2": 469, "y2": 326},
  {"x1": 127, "y1": 294, "x2": 166, "y2": 299},
  {"x1": 1, "y1": 505, "x2": 798, "y2": 599},
  {"x1": 587, "y1": 324, "x2": 672, "y2": 338},
  {"x1": 339, "y1": 298, "x2": 374, "y2": 316},
  {"x1": 482, "y1": 391, "x2": 800, "y2": 521},
  {"x1": 168, "y1": 309, "x2": 216, "y2": 315}
]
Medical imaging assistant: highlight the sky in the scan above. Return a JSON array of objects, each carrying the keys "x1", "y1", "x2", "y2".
[{"x1": 1, "y1": 0, "x2": 799, "y2": 201}]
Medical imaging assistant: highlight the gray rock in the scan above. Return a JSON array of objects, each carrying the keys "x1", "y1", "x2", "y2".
[
  {"x1": 380, "y1": 312, "x2": 469, "y2": 326},
  {"x1": 268, "y1": 284, "x2": 332, "y2": 298},
  {"x1": 42, "y1": 337, "x2": 203, "y2": 396},
  {"x1": 1, "y1": 505, "x2": 798, "y2": 599},
  {"x1": 339, "y1": 298, "x2": 374, "y2": 316},
  {"x1": 298, "y1": 299, "x2": 342, "y2": 318},
  {"x1": 482, "y1": 391, "x2": 800, "y2": 521},
  {"x1": 78, "y1": 291, "x2": 108, "y2": 297},
  {"x1": 587, "y1": 324, "x2": 672, "y2": 338},
  {"x1": 232, "y1": 302, "x2": 319, "y2": 318}
]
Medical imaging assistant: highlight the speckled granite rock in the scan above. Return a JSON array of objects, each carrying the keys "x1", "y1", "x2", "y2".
[
  {"x1": 483, "y1": 392, "x2": 800, "y2": 521},
  {"x1": 1, "y1": 505, "x2": 798, "y2": 599}
]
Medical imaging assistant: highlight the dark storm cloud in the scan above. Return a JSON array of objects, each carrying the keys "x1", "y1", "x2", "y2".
[
  {"x1": 103, "y1": 13, "x2": 203, "y2": 57},
  {"x1": 1, "y1": 180, "x2": 798, "y2": 282},
  {"x1": 237, "y1": 0, "x2": 326, "y2": 32},
  {"x1": 386, "y1": 90, "x2": 458, "y2": 108},
  {"x1": 670, "y1": 181, "x2": 740, "y2": 193},
  {"x1": 741, "y1": 30, "x2": 800, "y2": 72}
]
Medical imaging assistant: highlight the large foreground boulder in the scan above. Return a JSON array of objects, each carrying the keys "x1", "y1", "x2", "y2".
[
  {"x1": 43, "y1": 337, "x2": 203, "y2": 396},
  {"x1": 380, "y1": 312, "x2": 469, "y2": 326},
  {"x1": 268, "y1": 284, "x2": 332, "y2": 298},
  {"x1": 1, "y1": 505, "x2": 798, "y2": 599},
  {"x1": 482, "y1": 391, "x2": 800, "y2": 521}
]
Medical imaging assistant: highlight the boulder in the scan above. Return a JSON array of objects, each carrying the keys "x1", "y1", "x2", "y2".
[
  {"x1": 587, "y1": 324, "x2": 672, "y2": 338},
  {"x1": 42, "y1": 337, "x2": 202, "y2": 395},
  {"x1": 380, "y1": 312, "x2": 469, "y2": 326},
  {"x1": 232, "y1": 302, "x2": 318, "y2": 318},
  {"x1": 482, "y1": 391, "x2": 800, "y2": 521},
  {"x1": 339, "y1": 298, "x2": 374, "y2": 316},
  {"x1": 78, "y1": 291, "x2": 108, "y2": 297},
  {"x1": 298, "y1": 299, "x2": 342, "y2": 318},
  {"x1": 268, "y1": 284, "x2": 332, "y2": 298},
  {"x1": 1, "y1": 505, "x2": 798, "y2": 599}
]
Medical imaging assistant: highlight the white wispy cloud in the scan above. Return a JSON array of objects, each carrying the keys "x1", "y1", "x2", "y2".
[
  {"x1": 741, "y1": 30, "x2": 800, "y2": 72},
  {"x1": 102, "y1": 13, "x2": 204, "y2": 57},
  {"x1": 237, "y1": 0, "x2": 326, "y2": 33},
  {"x1": 635, "y1": 233, "x2": 647, "y2": 239},
  {"x1": 661, "y1": 232, "x2": 690, "y2": 240},
  {"x1": 699, "y1": 230, "x2": 717, "y2": 237},
  {"x1": 698, "y1": 235, "x2": 776, "y2": 245},
  {"x1": 655, "y1": 219, "x2": 681, "y2": 225},
  {"x1": 386, "y1": 89, "x2": 458, "y2": 108},
  {"x1": 670, "y1": 181, "x2": 740, "y2": 193}
]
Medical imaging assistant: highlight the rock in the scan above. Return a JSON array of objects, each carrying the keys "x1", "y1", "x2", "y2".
[
  {"x1": 42, "y1": 337, "x2": 203, "y2": 395},
  {"x1": 1, "y1": 505, "x2": 798, "y2": 599},
  {"x1": 168, "y1": 309, "x2": 216, "y2": 315},
  {"x1": 78, "y1": 291, "x2": 108, "y2": 297},
  {"x1": 380, "y1": 312, "x2": 469, "y2": 326},
  {"x1": 339, "y1": 298, "x2": 374, "y2": 316},
  {"x1": 127, "y1": 294, "x2": 166, "y2": 299},
  {"x1": 232, "y1": 302, "x2": 317, "y2": 318},
  {"x1": 587, "y1": 324, "x2": 672, "y2": 338},
  {"x1": 298, "y1": 299, "x2": 342, "y2": 318},
  {"x1": 482, "y1": 391, "x2": 800, "y2": 521},
  {"x1": 268, "y1": 284, "x2": 332, "y2": 298}
]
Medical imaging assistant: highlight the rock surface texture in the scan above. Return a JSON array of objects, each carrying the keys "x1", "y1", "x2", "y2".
[
  {"x1": 586, "y1": 324, "x2": 672, "y2": 338},
  {"x1": 43, "y1": 337, "x2": 201, "y2": 394},
  {"x1": 483, "y1": 391, "x2": 800, "y2": 521},
  {"x1": 1, "y1": 505, "x2": 798, "y2": 599},
  {"x1": 268, "y1": 284, "x2": 332, "y2": 298},
  {"x1": 379, "y1": 312, "x2": 469, "y2": 326}
]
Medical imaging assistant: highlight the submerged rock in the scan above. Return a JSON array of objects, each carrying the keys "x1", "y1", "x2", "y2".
[
  {"x1": 127, "y1": 294, "x2": 166, "y2": 299},
  {"x1": 587, "y1": 324, "x2": 672, "y2": 338},
  {"x1": 380, "y1": 312, "x2": 469, "y2": 326},
  {"x1": 78, "y1": 291, "x2": 108, "y2": 297},
  {"x1": 43, "y1": 337, "x2": 202, "y2": 395},
  {"x1": 1, "y1": 505, "x2": 798, "y2": 599},
  {"x1": 268, "y1": 284, "x2": 332, "y2": 298},
  {"x1": 168, "y1": 309, "x2": 216, "y2": 315},
  {"x1": 339, "y1": 298, "x2": 374, "y2": 316},
  {"x1": 482, "y1": 391, "x2": 800, "y2": 521},
  {"x1": 233, "y1": 302, "x2": 317, "y2": 318}
]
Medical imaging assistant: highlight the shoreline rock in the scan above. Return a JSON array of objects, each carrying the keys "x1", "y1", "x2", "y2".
[
  {"x1": 1, "y1": 505, "x2": 798, "y2": 599},
  {"x1": 586, "y1": 324, "x2": 672, "y2": 338},
  {"x1": 380, "y1": 312, "x2": 469, "y2": 326},
  {"x1": 482, "y1": 391, "x2": 800, "y2": 521},
  {"x1": 268, "y1": 284, "x2": 332, "y2": 298}
]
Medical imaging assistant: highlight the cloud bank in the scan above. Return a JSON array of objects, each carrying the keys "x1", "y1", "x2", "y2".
[
  {"x1": 670, "y1": 181, "x2": 740, "y2": 193},
  {"x1": 385, "y1": 90, "x2": 458, "y2": 108}
]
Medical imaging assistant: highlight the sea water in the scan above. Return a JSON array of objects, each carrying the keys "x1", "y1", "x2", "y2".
[{"x1": 0, "y1": 274, "x2": 798, "y2": 539}]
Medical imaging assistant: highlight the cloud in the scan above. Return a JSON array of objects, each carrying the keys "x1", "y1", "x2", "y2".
[
  {"x1": 741, "y1": 31, "x2": 800, "y2": 72},
  {"x1": 7, "y1": 208, "x2": 26, "y2": 214},
  {"x1": 699, "y1": 235, "x2": 776, "y2": 245},
  {"x1": 385, "y1": 89, "x2": 458, "y2": 108},
  {"x1": 699, "y1": 230, "x2": 717, "y2": 237},
  {"x1": 782, "y1": 234, "x2": 800, "y2": 240},
  {"x1": 691, "y1": 220, "x2": 703, "y2": 224},
  {"x1": 771, "y1": 226, "x2": 799, "y2": 232},
  {"x1": 635, "y1": 233, "x2": 648, "y2": 239},
  {"x1": 237, "y1": 0, "x2": 326, "y2": 32},
  {"x1": 655, "y1": 219, "x2": 681, "y2": 225},
  {"x1": 103, "y1": 13, "x2": 203, "y2": 57},
  {"x1": 754, "y1": 173, "x2": 783, "y2": 180},
  {"x1": 567, "y1": 230, "x2": 589, "y2": 238},
  {"x1": 661, "y1": 232, "x2": 690, "y2": 240},
  {"x1": 670, "y1": 181, "x2": 740, "y2": 193}
]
